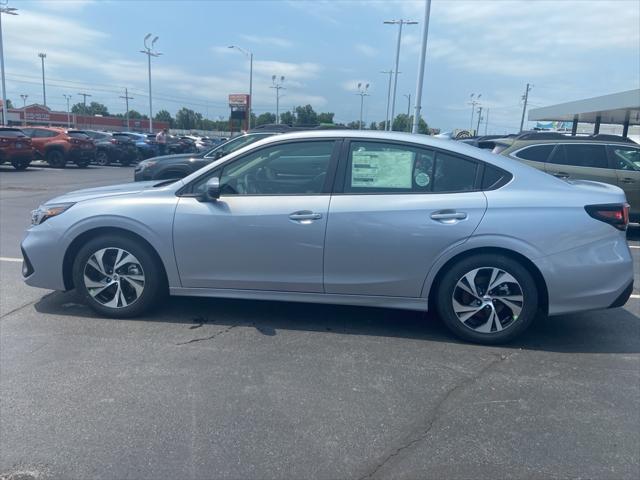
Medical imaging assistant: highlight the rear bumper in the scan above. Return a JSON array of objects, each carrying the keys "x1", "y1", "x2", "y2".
[
  {"x1": 537, "y1": 234, "x2": 634, "y2": 315},
  {"x1": 0, "y1": 150, "x2": 34, "y2": 163}
]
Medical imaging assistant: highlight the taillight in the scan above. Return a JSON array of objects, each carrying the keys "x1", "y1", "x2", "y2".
[{"x1": 585, "y1": 203, "x2": 630, "y2": 231}]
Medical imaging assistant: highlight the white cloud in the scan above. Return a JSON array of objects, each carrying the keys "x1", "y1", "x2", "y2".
[
  {"x1": 253, "y1": 60, "x2": 322, "y2": 80},
  {"x1": 354, "y1": 43, "x2": 378, "y2": 58},
  {"x1": 239, "y1": 34, "x2": 293, "y2": 48}
]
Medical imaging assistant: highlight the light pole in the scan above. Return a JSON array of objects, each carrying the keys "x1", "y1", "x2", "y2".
[
  {"x1": 384, "y1": 19, "x2": 417, "y2": 131},
  {"x1": 0, "y1": 2, "x2": 18, "y2": 126},
  {"x1": 140, "y1": 33, "x2": 161, "y2": 133},
  {"x1": 411, "y1": 0, "x2": 432, "y2": 134},
  {"x1": 476, "y1": 106, "x2": 483, "y2": 134},
  {"x1": 380, "y1": 70, "x2": 394, "y2": 131},
  {"x1": 62, "y1": 94, "x2": 71, "y2": 127},
  {"x1": 468, "y1": 93, "x2": 481, "y2": 132},
  {"x1": 404, "y1": 93, "x2": 411, "y2": 132},
  {"x1": 356, "y1": 83, "x2": 370, "y2": 130},
  {"x1": 228, "y1": 45, "x2": 253, "y2": 129},
  {"x1": 270, "y1": 75, "x2": 285, "y2": 124},
  {"x1": 19, "y1": 93, "x2": 27, "y2": 125},
  {"x1": 38, "y1": 52, "x2": 47, "y2": 107}
]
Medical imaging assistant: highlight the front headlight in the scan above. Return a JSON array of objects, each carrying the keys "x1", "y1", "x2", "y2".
[
  {"x1": 31, "y1": 203, "x2": 75, "y2": 225},
  {"x1": 138, "y1": 160, "x2": 156, "y2": 170}
]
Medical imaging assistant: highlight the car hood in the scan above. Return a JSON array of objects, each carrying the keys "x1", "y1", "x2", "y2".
[{"x1": 45, "y1": 180, "x2": 162, "y2": 204}]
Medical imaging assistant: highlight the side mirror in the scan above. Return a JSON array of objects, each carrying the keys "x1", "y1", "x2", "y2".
[{"x1": 205, "y1": 177, "x2": 221, "y2": 200}]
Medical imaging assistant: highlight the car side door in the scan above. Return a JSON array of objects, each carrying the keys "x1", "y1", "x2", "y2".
[
  {"x1": 609, "y1": 144, "x2": 640, "y2": 220},
  {"x1": 545, "y1": 143, "x2": 618, "y2": 185},
  {"x1": 323, "y1": 140, "x2": 488, "y2": 298},
  {"x1": 173, "y1": 139, "x2": 340, "y2": 292}
]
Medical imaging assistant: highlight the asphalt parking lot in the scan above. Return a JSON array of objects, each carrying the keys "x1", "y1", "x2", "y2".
[{"x1": 1, "y1": 163, "x2": 639, "y2": 480}]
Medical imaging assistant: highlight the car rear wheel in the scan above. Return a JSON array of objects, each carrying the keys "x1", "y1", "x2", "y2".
[
  {"x1": 435, "y1": 254, "x2": 539, "y2": 344},
  {"x1": 72, "y1": 235, "x2": 165, "y2": 318},
  {"x1": 11, "y1": 159, "x2": 30, "y2": 170},
  {"x1": 95, "y1": 150, "x2": 110, "y2": 166},
  {"x1": 46, "y1": 149, "x2": 66, "y2": 168}
]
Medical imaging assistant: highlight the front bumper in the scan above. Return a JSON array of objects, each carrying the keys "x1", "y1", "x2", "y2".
[{"x1": 21, "y1": 225, "x2": 67, "y2": 291}]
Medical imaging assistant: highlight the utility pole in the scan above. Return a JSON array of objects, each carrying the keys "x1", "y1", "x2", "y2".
[
  {"x1": 0, "y1": 2, "x2": 18, "y2": 126},
  {"x1": 404, "y1": 93, "x2": 411, "y2": 132},
  {"x1": 119, "y1": 87, "x2": 133, "y2": 130},
  {"x1": 38, "y1": 52, "x2": 47, "y2": 107},
  {"x1": 484, "y1": 108, "x2": 489, "y2": 135},
  {"x1": 384, "y1": 19, "x2": 417, "y2": 131},
  {"x1": 19, "y1": 93, "x2": 27, "y2": 125},
  {"x1": 78, "y1": 92, "x2": 92, "y2": 111},
  {"x1": 356, "y1": 83, "x2": 370, "y2": 130},
  {"x1": 62, "y1": 94, "x2": 71, "y2": 128},
  {"x1": 380, "y1": 70, "x2": 394, "y2": 131},
  {"x1": 270, "y1": 75, "x2": 285, "y2": 124},
  {"x1": 411, "y1": 0, "x2": 432, "y2": 134},
  {"x1": 469, "y1": 93, "x2": 481, "y2": 132},
  {"x1": 140, "y1": 34, "x2": 161, "y2": 133},
  {"x1": 519, "y1": 83, "x2": 533, "y2": 132}
]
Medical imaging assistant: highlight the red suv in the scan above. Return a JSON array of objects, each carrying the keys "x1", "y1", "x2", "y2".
[
  {"x1": 20, "y1": 127, "x2": 96, "y2": 168},
  {"x1": 0, "y1": 127, "x2": 34, "y2": 170}
]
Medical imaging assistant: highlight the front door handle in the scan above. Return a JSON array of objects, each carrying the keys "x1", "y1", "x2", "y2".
[
  {"x1": 553, "y1": 172, "x2": 570, "y2": 178},
  {"x1": 621, "y1": 178, "x2": 635, "y2": 184},
  {"x1": 289, "y1": 210, "x2": 323, "y2": 222},
  {"x1": 430, "y1": 210, "x2": 468, "y2": 223}
]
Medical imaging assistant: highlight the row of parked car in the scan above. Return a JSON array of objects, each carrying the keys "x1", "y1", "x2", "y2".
[{"x1": 0, "y1": 126, "x2": 226, "y2": 170}]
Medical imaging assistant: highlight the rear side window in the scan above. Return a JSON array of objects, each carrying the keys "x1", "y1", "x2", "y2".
[
  {"x1": 610, "y1": 146, "x2": 640, "y2": 171},
  {"x1": 514, "y1": 144, "x2": 554, "y2": 162},
  {"x1": 482, "y1": 165, "x2": 512, "y2": 189},
  {"x1": 68, "y1": 131, "x2": 90, "y2": 139},
  {"x1": 550, "y1": 144, "x2": 608, "y2": 169},
  {"x1": 0, "y1": 128, "x2": 26, "y2": 137},
  {"x1": 344, "y1": 141, "x2": 478, "y2": 194},
  {"x1": 33, "y1": 130, "x2": 57, "y2": 138}
]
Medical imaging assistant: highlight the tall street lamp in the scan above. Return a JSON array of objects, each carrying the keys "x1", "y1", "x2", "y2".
[
  {"x1": 411, "y1": 0, "x2": 432, "y2": 134},
  {"x1": 19, "y1": 93, "x2": 27, "y2": 125},
  {"x1": 404, "y1": 93, "x2": 411, "y2": 132},
  {"x1": 0, "y1": 2, "x2": 18, "y2": 125},
  {"x1": 384, "y1": 19, "x2": 417, "y2": 131},
  {"x1": 228, "y1": 45, "x2": 253, "y2": 129},
  {"x1": 140, "y1": 33, "x2": 161, "y2": 133},
  {"x1": 356, "y1": 82, "x2": 370, "y2": 130},
  {"x1": 63, "y1": 94, "x2": 71, "y2": 128},
  {"x1": 38, "y1": 52, "x2": 47, "y2": 107},
  {"x1": 270, "y1": 75, "x2": 285, "y2": 124},
  {"x1": 380, "y1": 70, "x2": 394, "y2": 131}
]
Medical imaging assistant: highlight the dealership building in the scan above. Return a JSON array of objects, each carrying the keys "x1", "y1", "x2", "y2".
[{"x1": 1, "y1": 103, "x2": 168, "y2": 132}]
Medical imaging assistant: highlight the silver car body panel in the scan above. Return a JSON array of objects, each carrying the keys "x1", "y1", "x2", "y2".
[{"x1": 22, "y1": 130, "x2": 633, "y2": 316}]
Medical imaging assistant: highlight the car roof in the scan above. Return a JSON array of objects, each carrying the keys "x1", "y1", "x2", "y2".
[{"x1": 506, "y1": 137, "x2": 638, "y2": 148}]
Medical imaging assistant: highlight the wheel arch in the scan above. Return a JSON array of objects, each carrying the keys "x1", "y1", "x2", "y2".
[
  {"x1": 62, "y1": 226, "x2": 168, "y2": 291},
  {"x1": 426, "y1": 246, "x2": 549, "y2": 316}
]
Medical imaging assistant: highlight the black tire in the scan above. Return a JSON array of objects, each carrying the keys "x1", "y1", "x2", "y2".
[
  {"x1": 435, "y1": 254, "x2": 539, "y2": 344},
  {"x1": 95, "y1": 150, "x2": 110, "y2": 166},
  {"x1": 11, "y1": 159, "x2": 30, "y2": 170},
  {"x1": 75, "y1": 159, "x2": 90, "y2": 168},
  {"x1": 46, "y1": 149, "x2": 66, "y2": 168},
  {"x1": 72, "y1": 234, "x2": 166, "y2": 318}
]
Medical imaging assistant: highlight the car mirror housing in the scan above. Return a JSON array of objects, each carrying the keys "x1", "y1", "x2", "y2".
[{"x1": 205, "y1": 177, "x2": 221, "y2": 200}]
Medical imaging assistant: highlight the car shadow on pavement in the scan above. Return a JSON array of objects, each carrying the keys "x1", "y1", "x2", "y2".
[{"x1": 33, "y1": 290, "x2": 640, "y2": 355}]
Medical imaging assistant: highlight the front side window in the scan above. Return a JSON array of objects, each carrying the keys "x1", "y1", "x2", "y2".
[
  {"x1": 550, "y1": 144, "x2": 609, "y2": 169},
  {"x1": 205, "y1": 134, "x2": 269, "y2": 159},
  {"x1": 193, "y1": 141, "x2": 335, "y2": 196},
  {"x1": 344, "y1": 142, "x2": 478, "y2": 193},
  {"x1": 611, "y1": 146, "x2": 640, "y2": 171},
  {"x1": 514, "y1": 144, "x2": 554, "y2": 162}
]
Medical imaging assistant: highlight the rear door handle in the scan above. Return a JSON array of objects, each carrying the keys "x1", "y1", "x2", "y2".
[
  {"x1": 430, "y1": 211, "x2": 468, "y2": 222},
  {"x1": 621, "y1": 178, "x2": 635, "y2": 184},
  {"x1": 289, "y1": 211, "x2": 323, "y2": 222}
]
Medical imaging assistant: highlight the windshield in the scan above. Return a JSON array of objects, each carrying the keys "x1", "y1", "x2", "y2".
[{"x1": 204, "y1": 134, "x2": 270, "y2": 158}]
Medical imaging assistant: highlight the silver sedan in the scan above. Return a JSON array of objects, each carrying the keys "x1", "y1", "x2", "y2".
[{"x1": 21, "y1": 131, "x2": 633, "y2": 344}]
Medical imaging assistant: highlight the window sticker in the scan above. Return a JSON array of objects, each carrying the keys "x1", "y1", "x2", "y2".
[
  {"x1": 351, "y1": 150, "x2": 414, "y2": 188},
  {"x1": 414, "y1": 171, "x2": 430, "y2": 187}
]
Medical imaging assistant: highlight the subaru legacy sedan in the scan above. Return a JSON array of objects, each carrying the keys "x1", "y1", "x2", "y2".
[{"x1": 22, "y1": 131, "x2": 632, "y2": 344}]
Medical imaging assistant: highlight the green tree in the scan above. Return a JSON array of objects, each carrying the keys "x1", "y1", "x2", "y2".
[
  {"x1": 346, "y1": 121, "x2": 360, "y2": 129},
  {"x1": 280, "y1": 111, "x2": 295, "y2": 125},
  {"x1": 127, "y1": 110, "x2": 148, "y2": 120},
  {"x1": 175, "y1": 108, "x2": 200, "y2": 130},
  {"x1": 294, "y1": 104, "x2": 318, "y2": 126},
  {"x1": 317, "y1": 112, "x2": 334, "y2": 124},
  {"x1": 6, "y1": 99, "x2": 14, "y2": 109},
  {"x1": 391, "y1": 114, "x2": 429, "y2": 134},
  {"x1": 255, "y1": 112, "x2": 276, "y2": 126},
  {"x1": 71, "y1": 101, "x2": 109, "y2": 116},
  {"x1": 154, "y1": 109, "x2": 174, "y2": 127},
  {"x1": 369, "y1": 121, "x2": 378, "y2": 130}
]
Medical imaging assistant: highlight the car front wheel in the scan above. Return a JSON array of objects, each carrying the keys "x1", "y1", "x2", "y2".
[
  {"x1": 435, "y1": 254, "x2": 539, "y2": 344},
  {"x1": 72, "y1": 235, "x2": 165, "y2": 318},
  {"x1": 46, "y1": 149, "x2": 66, "y2": 168},
  {"x1": 95, "y1": 150, "x2": 110, "y2": 166}
]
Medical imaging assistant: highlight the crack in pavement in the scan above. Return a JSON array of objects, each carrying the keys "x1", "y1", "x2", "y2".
[
  {"x1": 175, "y1": 324, "x2": 237, "y2": 346},
  {"x1": 0, "y1": 292, "x2": 56, "y2": 321},
  {"x1": 358, "y1": 352, "x2": 515, "y2": 480}
]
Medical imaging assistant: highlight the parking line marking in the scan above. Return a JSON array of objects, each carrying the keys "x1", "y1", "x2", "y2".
[
  {"x1": 631, "y1": 295, "x2": 640, "y2": 299},
  {"x1": 0, "y1": 257, "x2": 22, "y2": 263},
  {"x1": 629, "y1": 245, "x2": 640, "y2": 249}
]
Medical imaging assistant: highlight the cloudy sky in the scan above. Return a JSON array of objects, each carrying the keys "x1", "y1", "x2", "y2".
[{"x1": 3, "y1": 0, "x2": 639, "y2": 132}]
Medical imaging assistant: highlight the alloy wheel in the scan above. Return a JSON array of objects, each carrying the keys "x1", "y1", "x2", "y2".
[
  {"x1": 83, "y1": 247, "x2": 145, "y2": 308},
  {"x1": 452, "y1": 267, "x2": 524, "y2": 334}
]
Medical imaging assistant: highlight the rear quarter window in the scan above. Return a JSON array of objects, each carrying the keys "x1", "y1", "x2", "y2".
[{"x1": 513, "y1": 144, "x2": 555, "y2": 162}]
